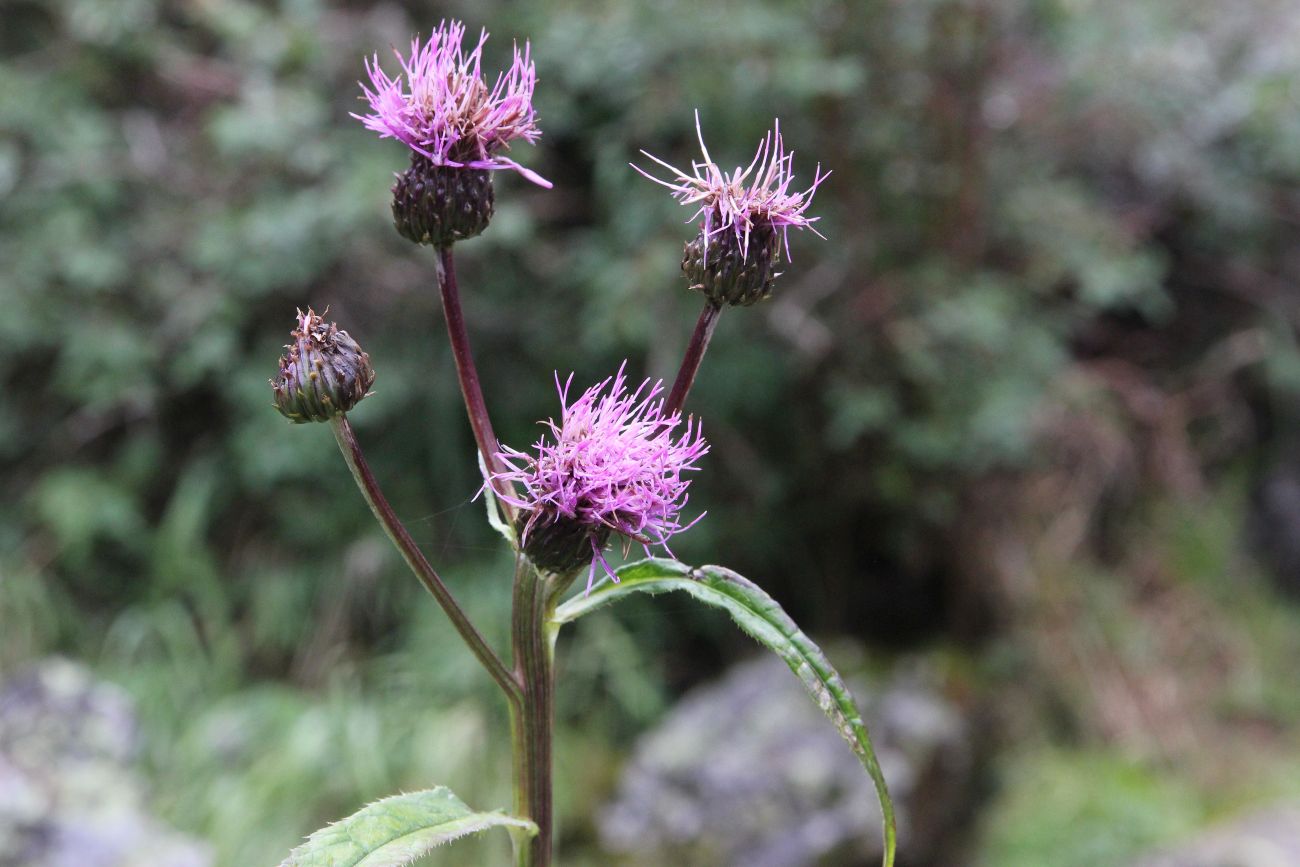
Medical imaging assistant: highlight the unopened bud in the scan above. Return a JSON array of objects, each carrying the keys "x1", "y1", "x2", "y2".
[
  {"x1": 392, "y1": 154, "x2": 495, "y2": 247},
  {"x1": 272, "y1": 309, "x2": 375, "y2": 423}
]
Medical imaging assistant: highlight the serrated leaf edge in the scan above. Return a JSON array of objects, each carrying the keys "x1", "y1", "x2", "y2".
[{"x1": 277, "y1": 788, "x2": 537, "y2": 867}]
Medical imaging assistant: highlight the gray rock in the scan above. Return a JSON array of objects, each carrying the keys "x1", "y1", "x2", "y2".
[
  {"x1": 1133, "y1": 806, "x2": 1300, "y2": 867},
  {"x1": 598, "y1": 652, "x2": 975, "y2": 866},
  {"x1": 0, "y1": 658, "x2": 212, "y2": 867}
]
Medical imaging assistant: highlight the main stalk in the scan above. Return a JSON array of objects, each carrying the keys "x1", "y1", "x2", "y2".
[{"x1": 510, "y1": 557, "x2": 556, "y2": 866}]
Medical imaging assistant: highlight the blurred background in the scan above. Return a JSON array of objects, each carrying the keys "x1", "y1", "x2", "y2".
[{"x1": 5, "y1": 0, "x2": 1300, "y2": 864}]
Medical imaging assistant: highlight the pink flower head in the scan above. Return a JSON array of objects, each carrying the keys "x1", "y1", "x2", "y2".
[
  {"x1": 633, "y1": 111, "x2": 829, "y2": 260},
  {"x1": 492, "y1": 364, "x2": 709, "y2": 592},
  {"x1": 355, "y1": 20, "x2": 551, "y2": 188}
]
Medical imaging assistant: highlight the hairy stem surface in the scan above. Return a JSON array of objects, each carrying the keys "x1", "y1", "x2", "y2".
[
  {"x1": 510, "y1": 556, "x2": 555, "y2": 867},
  {"x1": 664, "y1": 301, "x2": 722, "y2": 417},
  {"x1": 435, "y1": 245, "x2": 516, "y2": 519},
  {"x1": 331, "y1": 415, "x2": 521, "y2": 706}
]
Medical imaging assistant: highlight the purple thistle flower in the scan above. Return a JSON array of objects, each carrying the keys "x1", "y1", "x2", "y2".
[
  {"x1": 633, "y1": 111, "x2": 829, "y2": 262},
  {"x1": 355, "y1": 20, "x2": 551, "y2": 188},
  {"x1": 491, "y1": 364, "x2": 709, "y2": 592}
]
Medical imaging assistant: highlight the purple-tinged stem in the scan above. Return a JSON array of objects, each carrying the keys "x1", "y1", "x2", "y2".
[
  {"x1": 435, "y1": 245, "x2": 516, "y2": 521},
  {"x1": 331, "y1": 415, "x2": 522, "y2": 706},
  {"x1": 663, "y1": 301, "x2": 722, "y2": 418}
]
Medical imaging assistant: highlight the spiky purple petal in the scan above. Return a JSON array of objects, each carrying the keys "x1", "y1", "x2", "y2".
[
  {"x1": 491, "y1": 364, "x2": 709, "y2": 591},
  {"x1": 354, "y1": 21, "x2": 551, "y2": 187},
  {"x1": 634, "y1": 111, "x2": 829, "y2": 259}
]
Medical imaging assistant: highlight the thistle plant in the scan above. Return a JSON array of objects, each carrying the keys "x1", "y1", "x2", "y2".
[{"x1": 274, "y1": 20, "x2": 893, "y2": 867}]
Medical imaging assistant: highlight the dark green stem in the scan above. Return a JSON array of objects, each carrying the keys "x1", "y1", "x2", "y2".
[
  {"x1": 510, "y1": 556, "x2": 556, "y2": 867},
  {"x1": 331, "y1": 415, "x2": 522, "y2": 707}
]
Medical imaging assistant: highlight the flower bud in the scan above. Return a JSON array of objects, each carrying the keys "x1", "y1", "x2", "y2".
[
  {"x1": 391, "y1": 154, "x2": 495, "y2": 247},
  {"x1": 682, "y1": 222, "x2": 781, "y2": 307},
  {"x1": 272, "y1": 309, "x2": 375, "y2": 423}
]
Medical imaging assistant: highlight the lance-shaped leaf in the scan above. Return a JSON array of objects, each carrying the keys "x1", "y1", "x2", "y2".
[
  {"x1": 552, "y1": 558, "x2": 897, "y2": 867},
  {"x1": 278, "y1": 787, "x2": 536, "y2": 867}
]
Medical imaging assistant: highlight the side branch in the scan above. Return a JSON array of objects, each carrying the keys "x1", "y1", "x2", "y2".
[
  {"x1": 331, "y1": 415, "x2": 522, "y2": 706},
  {"x1": 435, "y1": 246, "x2": 517, "y2": 522},
  {"x1": 664, "y1": 301, "x2": 722, "y2": 418}
]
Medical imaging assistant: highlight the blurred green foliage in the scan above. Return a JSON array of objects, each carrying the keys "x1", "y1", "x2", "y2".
[
  {"x1": 975, "y1": 488, "x2": 1300, "y2": 864},
  {"x1": 977, "y1": 747, "x2": 1205, "y2": 867},
  {"x1": 5, "y1": 0, "x2": 1300, "y2": 863}
]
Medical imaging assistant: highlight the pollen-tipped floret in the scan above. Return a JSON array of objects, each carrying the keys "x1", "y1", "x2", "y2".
[
  {"x1": 635, "y1": 112, "x2": 828, "y2": 306},
  {"x1": 491, "y1": 365, "x2": 709, "y2": 589},
  {"x1": 355, "y1": 20, "x2": 550, "y2": 188},
  {"x1": 272, "y1": 309, "x2": 375, "y2": 423}
]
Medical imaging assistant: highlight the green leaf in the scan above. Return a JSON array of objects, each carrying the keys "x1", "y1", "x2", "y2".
[
  {"x1": 552, "y1": 558, "x2": 897, "y2": 867},
  {"x1": 476, "y1": 449, "x2": 517, "y2": 547},
  {"x1": 278, "y1": 787, "x2": 536, "y2": 867}
]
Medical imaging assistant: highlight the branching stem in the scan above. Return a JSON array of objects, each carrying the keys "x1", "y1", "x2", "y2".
[{"x1": 331, "y1": 415, "x2": 522, "y2": 707}]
